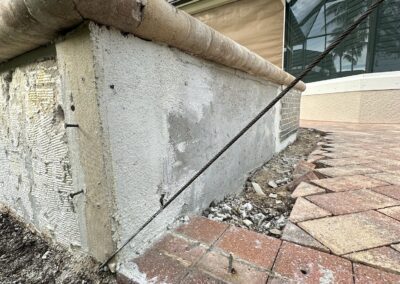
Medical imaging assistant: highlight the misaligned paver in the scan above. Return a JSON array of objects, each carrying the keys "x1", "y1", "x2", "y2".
[
  {"x1": 306, "y1": 189, "x2": 399, "y2": 215},
  {"x1": 346, "y1": 246, "x2": 400, "y2": 274},
  {"x1": 270, "y1": 242, "x2": 353, "y2": 284},
  {"x1": 311, "y1": 175, "x2": 389, "y2": 192},
  {"x1": 298, "y1": 211, "x2": 400, "y2": 255},
  {"x1": 289, "y1": 197, "x2": 331, "y2": 223}
]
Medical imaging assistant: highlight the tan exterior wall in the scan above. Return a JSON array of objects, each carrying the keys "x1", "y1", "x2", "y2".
[
  {"x1": 301, "y1": 90, "x2": 400, "y2": 124},
  {"x1": 193, "y1": 0, "x2": 284, "y2": 68}
]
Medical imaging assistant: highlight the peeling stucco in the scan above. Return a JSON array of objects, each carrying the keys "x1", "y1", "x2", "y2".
[{"x1": 0, "y1": 60, "x2": 82, "y2": 247}]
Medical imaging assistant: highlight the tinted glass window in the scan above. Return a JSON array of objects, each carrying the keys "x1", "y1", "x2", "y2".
[{"x1": 285, "y1": 0, "x2": 400, "y2": 82}]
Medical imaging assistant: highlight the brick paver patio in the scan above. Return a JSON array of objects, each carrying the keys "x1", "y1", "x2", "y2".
[{"x1": 119, "y1": 121, "x2": 400, "y2": 283}]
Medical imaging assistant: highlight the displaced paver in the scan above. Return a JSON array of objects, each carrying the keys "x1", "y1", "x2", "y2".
[
  {"x1": 289, "y1": 197, "x2": 331, "y2": 223},
  {"x1": 307, "y1": 189, "x2": 399, "y2": 215},
  {"x1": 312, "y1": 175, "x2": 388, "y2": 192},
  {"x1": 371, "y1": 185, "x2": 400, "y2": 200},
  {"x1": 298, "y1": 211, "x2": 400, "y2": 255},
  {"x1": 291, "y1": 182, "x2": 326, "y2": 198},
  {"x1": 353, "y1": 263, "x2": 400, "y2": 284},
  {"x1": 215, "y1": 225, "x2": 281, "y2": 269},
  {"x1": 378, "y1": 206, "x2": 400, "y2": 221},
  {"x1": 270, "y1": 242, "x2": 353, "y2": 284},
  {"x1": 282, "y1": 221, "x2": 329, "y2": 252},
  {"x1": 346, "y1": 246, "x2": 400, "y2": 274}
]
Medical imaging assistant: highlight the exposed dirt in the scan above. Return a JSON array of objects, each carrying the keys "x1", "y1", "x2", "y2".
[
  {"x1": 0, "y1": 210, "x2": 116, "y2": 284},
  {"x1": 203, "y1": 128, "x2": 325, "y2": 237}
]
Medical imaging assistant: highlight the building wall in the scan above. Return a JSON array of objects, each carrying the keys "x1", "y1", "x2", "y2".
[
  {"x1": 192, "y1": 0, "x2": 285, "y2": 67},
  {"x1": 0, "y1": 57, "x2": 85, "y2": 249},
  {"x1": 84, "y1": 23, "x2": 298, "y2": 261},
  {"x1": 0, "y1": 22, "x2": 302, "y2": 265},
  {"x1": 300, "y1": 72, "x2": 400, "y2": 123}
]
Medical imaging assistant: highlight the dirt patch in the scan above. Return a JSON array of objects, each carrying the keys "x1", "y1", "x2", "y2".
[
  {"x1": 0, "y1": 210, "x2": 116, "y2": 284},
  {"x1": 203, "y1": 128, "x2": 325, "y2": 237}
]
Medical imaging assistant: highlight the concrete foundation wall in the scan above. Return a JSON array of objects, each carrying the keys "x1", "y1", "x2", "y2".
[
  {"x1": 0, "y1": 58, "x2": 85, "y2": 249},
  {"x1": 85, "y1": 24, "x2": 290, "y2": 258},
  {"x1": 0, "y1": 22, "x2": 301, "y2": 265}
]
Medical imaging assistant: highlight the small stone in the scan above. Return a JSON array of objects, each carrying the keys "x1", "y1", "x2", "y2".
[
  {"x1": 269, "y1": 229, "x2": 282, "y2": 235},
  {"x1": 276, "y1": 200, "x2": 283, "y2": 205},
  {"x1": 42, "y1": 251, "x2": 50, "y2": 260},
  {"x1": 241, "y1": 203, "x2": 253, "y2": 212},
  {"x1": 269, "y1": 193, "x2": 278, "y2": 199},
  {"x1": 220, "y1": 204, "x2": 232, "y2": 213},
  {"x1": 268, "y1": 181, "x2": 278, "y2": 188},
  {"x1": 252, "y1": 182, "x2": 266, "y2": 196},
  {"x1": 243, "y1": 219, "x2": 253, "y2": 227}
]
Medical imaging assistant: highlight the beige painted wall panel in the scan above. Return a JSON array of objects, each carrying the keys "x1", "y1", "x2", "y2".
[
  {"x1": 301, "y1": 90, "x2": 400, "y2": 123},
  {"x1": 359, "y1": 90, "x2": 400, "y2": 123},
  {"x1": 300, "y1": 92, "x2": 362, "y2": 123},
  {"x1": 194, "y1": 0, "x2": 284, "y2": 67}
]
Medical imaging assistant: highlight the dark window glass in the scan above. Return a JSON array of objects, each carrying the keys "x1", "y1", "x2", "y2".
[
  {"x1": 373, "y1": 0, "x2": 400, "y2": 72},
  {"x1": 284, "y1": 0, "x2": 400, "y2": 82}
]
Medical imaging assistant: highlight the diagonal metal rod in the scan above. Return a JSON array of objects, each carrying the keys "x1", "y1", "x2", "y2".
[{"x1": 100, "y1": 0, "x2": 384, "y2": 269}]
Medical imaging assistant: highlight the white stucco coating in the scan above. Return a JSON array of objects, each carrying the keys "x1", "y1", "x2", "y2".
[{"x1": 0, "y1": 60, "x2": 84, "y2": 248}]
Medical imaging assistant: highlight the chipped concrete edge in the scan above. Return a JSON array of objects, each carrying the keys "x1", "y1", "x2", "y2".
[{"x1": 0, "y1": 0, "x2": 305, "y2": 91}]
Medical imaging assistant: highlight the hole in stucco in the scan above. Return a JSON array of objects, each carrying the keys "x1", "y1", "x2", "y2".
[
  {"x1": 109, "y1": 84, "x2": 115, "y2": 90},
  {"x1": 70, "y1": 105, "x2": 75, "y2": 112},
  {"x1": 56, "y1": 105, "x2": 65, "y2": 122},
  {"x1": 300, "y1": 269, "x2": 308, "y2": 275}
]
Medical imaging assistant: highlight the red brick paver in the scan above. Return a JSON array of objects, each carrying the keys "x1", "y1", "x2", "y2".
[
  {"x1": 307, "y1": 189, "x2": 399, "y2": 215},
  {"x1": 312, "y1": 175, "x2": 389, "y2": 192},
  {"x1": 270, "y1": 242, "x2": 353, "y2": 284},
  {"x1": 215, "y1": 225, "x2": 281, "y2": 269},
  {"x1": 175, "y1": 216, "x2": 229, "y2": 245},
  {"x1": 353, "y1": 263, "x2": 400, "y2": 284},
  {"x1": 119, "y1": 122, "x2": 400, "y2": 283}
]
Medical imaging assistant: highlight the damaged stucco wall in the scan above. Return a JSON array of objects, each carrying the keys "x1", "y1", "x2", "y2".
[
  {"x1": 78, "y1": 23, "x2": 298, "y2": 261},
  {"x1": 0, "y1": 20, "x2": 301, "y2": 265},
  {"x1": 0, "y1": 57, "x2": 85, "y2": 249}
]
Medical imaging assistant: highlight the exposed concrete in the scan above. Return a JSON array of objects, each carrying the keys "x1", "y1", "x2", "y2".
[
  {"x1": 0, "y1": 56, "x2": 84, "y2": 249},
  {"x1": 83, "y1": 23, "x2": 298, "y2": 262},
  {"x1": 56, "y1": 26, "x2": 116, "y2": 261},
  {"x1": 0, "y1": 19, "x2": 301, "y2": 267}
]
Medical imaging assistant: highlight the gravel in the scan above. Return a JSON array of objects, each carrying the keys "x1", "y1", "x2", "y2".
[{"x1": 203, "y1": 128, "x2": 325, "y2": 237}]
